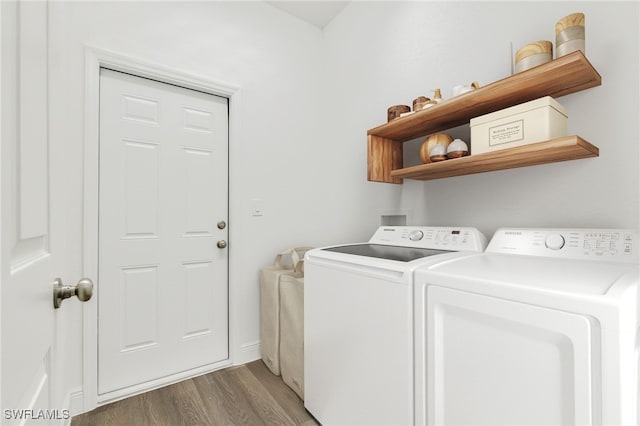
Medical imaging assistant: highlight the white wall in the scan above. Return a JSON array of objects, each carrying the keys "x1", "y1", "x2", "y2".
[
  {"x1": 48, "y1": 0, "x2": 639, "y2": 413},
  {"x1": 324, "y1": 1, "x2": 640, "y2": 238},
  {"x1": 49, "y1": 0, "x2": 400, "y2": 411}
]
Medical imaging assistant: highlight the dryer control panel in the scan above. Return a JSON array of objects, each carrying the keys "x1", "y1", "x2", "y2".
[
  {"x1": 369, "y1": 226, "x2": 488, "y2": 252},
  {"x1": 487, "y1": 228, "x2": 639, "y2": 263}
]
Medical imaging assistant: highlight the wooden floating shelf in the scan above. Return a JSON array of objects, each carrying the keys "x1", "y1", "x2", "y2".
[
  {"x1": 367, "y1": 51, "x2": 602, "y2": 183},
  {"x1": 390, "y1": 136, "x2": 599, "y2": 181},
  {"x1": 368, "y1": 51, "x2": 601, "y2": 142}
]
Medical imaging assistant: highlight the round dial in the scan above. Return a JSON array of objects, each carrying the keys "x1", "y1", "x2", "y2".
[
  {"x1": 545, "y1": 233, "x2": 566, "y2": 250},
  {"x1": 409, "y1": 230, "x2": 424, "y2": 241}
]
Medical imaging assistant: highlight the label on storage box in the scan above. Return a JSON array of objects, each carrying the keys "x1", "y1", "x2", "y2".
[{"x1": 489, "y1": 120, "x2": 524, "y2": 146}]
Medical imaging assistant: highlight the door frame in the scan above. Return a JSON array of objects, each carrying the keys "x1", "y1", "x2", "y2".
[{"x1": 82, "y1": 46, "x2": 240, "y2": 411}]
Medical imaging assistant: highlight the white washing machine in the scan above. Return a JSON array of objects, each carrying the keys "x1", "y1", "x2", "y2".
[
  {"x1": 304, "y1": 226, "x2": 487, "y2": 426},
  {"x1": 414, "y1": 228, "x2": 640, "y2": 426}
]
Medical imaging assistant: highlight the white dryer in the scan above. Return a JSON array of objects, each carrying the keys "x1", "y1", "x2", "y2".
[
  {"x1": 413, "y1": 228, "x2": 640, "y2": 425},
  {"x1": 304, "y1": 226, "x2": 487, "y2": 426}
]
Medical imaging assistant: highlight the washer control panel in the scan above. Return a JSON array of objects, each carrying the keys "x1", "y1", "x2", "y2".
[
  {"x1": 369, "y1": 226, "x2": 488, "y2": 252},
  {"x1": 487, "y1": 228, "x2": 638, "y2": 263}
]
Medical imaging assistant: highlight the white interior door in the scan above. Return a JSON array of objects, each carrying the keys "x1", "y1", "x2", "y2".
[
  {"x1": 426, "y1": 285, "x2": 594, "y2": 426},
  {"x1": 1, "y1": 1, "x2": 75, "y2": 422},
  {"x1": 98, "y1": 69, "x2": 229, "y2": 395}
]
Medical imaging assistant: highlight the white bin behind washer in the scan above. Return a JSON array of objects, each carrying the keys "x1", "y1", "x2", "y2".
[
  {"x1": 414, "y1": 228, "x2": 640, "y2": 426},
  {"x1": 304, "y1": 226, "x2": 487, "y2": 426}
]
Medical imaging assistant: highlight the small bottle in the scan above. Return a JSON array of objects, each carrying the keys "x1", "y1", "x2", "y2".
[{"x1": 432, "y1": 88, "x2": 443, "y2": 104}]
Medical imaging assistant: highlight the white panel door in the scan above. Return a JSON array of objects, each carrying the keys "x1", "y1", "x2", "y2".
[
  {"x1": 98, "y1": 69, "x2": 229, "y2": 394},
  {"x1": 426, "y1": 285, "x2": 595, "y2": 426},
  {"x1": 2, "y1": 1, "x2": 75, "y2": 422}
]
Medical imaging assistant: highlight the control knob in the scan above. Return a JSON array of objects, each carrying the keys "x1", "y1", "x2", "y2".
[
  {"x1": 409, "y1": 230, "x2": 424, "y2": 241},
  {"x1": 545, "y1": 233, "x2": 565, "y2": 250}
]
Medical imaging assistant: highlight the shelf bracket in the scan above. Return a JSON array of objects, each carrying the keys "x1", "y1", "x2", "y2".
[{"x1": 367, "y1": 135, "x2": 403, "y2": 184}]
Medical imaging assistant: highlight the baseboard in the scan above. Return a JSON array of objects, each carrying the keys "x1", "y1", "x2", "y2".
[
  {"x1": 68, "y1": 388, "x2": 84, "y2": 417},
  {"x1": 235, "y1": 340, "x2": 261, "y2": 365},
  {"x1": 53, "y1": 386, "x2": 82, "y2": 426}
]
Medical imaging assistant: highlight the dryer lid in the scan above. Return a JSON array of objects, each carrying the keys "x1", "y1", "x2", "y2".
[{"x1": 422, "y1": 253, "x2": 639, "y2": 295}]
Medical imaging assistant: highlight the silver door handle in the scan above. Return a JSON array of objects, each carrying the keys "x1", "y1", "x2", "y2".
[
  {"x1": 53, "y1": 277, "x2": 93, "y2": 309},
  {"x1": 217, "y1": 240, "x2": 227, "y2": 249}
]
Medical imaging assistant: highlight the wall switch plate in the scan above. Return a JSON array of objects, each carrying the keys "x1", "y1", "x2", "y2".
[{"x1": 252, "y1": 198, "x2": 264, "y2": 216}]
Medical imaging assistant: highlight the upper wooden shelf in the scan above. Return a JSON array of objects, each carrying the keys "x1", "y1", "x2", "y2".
[
  {"x1": 390, "y1": 136, "x2": 598, "y2": 181},
  {"x1": 368, "y1": 51, "x2": 601, "y2": 142}
]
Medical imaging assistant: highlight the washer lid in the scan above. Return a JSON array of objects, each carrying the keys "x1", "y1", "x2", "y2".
[{"x1": 322, "y1": 244, "x2": 452, "y2": 262}]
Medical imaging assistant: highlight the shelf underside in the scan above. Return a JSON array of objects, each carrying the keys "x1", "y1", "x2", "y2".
[
  {"x1": 368, "y1": 51, "x2": 601, "y2": 142},
  {"x1": 390, "y1": 136, "x2": 599, "y2": 181}
]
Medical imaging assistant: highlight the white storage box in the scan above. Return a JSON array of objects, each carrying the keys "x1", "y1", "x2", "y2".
[{"x1": 470, "y1": 96, "x2": 568, "y2": 155}]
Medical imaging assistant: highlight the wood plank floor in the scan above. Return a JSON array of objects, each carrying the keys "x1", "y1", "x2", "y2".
[{"x1": 72, "y1": 361, "x2": 318, "y2": 426}]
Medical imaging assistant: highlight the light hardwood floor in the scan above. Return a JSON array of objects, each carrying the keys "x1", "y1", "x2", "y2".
[{"x1": 72, "y1": 360, "x2": 318, "y2": 426}]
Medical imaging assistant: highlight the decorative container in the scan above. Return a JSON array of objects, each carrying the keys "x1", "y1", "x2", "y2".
[
  {"x1": 413, "y1": 96, "x2": 431, "y2": 111},
  {"x1": 446, "y1": 139, "x2": 469, "y2": 158},
  {"x1": 515, "y1": 41, "x2": 553, "y2": 73},
  {"x1": 556, "y1": 13, "x2": 585, "y2": 57},
  {"x1": 420, "y1": 133, "x2": 453, "y2": 163},
  {"x1": 452, "y1": 81, "x2": 480, "y2": 97},
  {"x1": 387, "y1": 105, "x2": 410, "y2": 122},
  {"x1": 470, "y1": 96, "x2": 567, "y2": 155}
]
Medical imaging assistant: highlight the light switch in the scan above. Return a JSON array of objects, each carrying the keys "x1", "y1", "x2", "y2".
[{"x1": 252, "y1": 198, "x2": 264, "y2": 216}]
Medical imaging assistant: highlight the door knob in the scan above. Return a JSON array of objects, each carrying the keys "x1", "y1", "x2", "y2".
[
  {"x1": 53, "y1": 277, "x2": 94, "y2": 309},
  {"x1": 217, "y1": 221, "x2": 226, "y2": 230},
  {"x1": 217, "y1": 240, "x2": 227, "y2": 249}
]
